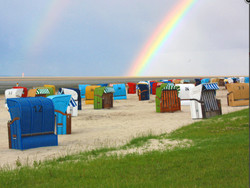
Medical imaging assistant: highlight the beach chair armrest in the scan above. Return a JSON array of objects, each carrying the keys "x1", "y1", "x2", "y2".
[
  {"x1": 8, "y1": 117, "x2": 20, "y2": 125},
  {"x1": 181, "y1": 98, "x2": 204, "y2": 104},
  {"x1": 54, "y1": 109, "x2": 69, "y2": 116}
]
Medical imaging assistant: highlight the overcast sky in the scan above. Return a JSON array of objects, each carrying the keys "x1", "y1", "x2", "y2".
[{"x1": 0, "y1": 0, "x2": 248, "y2": 77}]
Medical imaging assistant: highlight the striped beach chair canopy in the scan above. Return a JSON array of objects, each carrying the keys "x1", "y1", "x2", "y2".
[
  {"x1": 162, "y1": 84, "x2": 180, "y2": 91},
  {"x1": 203, "y1": 83, "x2": 219, "y2": 90},
  {"x1": 160, "y1": 80, "x2": 171, "y2": 83},
  {"x1": 57, "y1": 88, "x2": 77, "y2": 108},
  {"x1": 36, "y1": 88, "x2": 50, "y2": 95},
  {"x1": 104, "y1": 87, "x2": 115, "y2": 93},
  {"x1": 69, "y1": 98, "x2": 77, "y2": 107}
]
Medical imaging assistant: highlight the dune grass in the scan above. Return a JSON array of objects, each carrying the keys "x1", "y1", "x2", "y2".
[{"x1": 0, "y1": 108, "x2": 249, "y2": 187}]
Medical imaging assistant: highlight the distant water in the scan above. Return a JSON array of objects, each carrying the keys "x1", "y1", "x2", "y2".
[{"x1": 0, "y1": 76, "x2": 203, "y2": 94}]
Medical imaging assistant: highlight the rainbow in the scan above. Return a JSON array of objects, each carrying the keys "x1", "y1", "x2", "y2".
[
  {"x1": 127, "y1": 0, "x2": 197, "y2": 76},
  {"x1": 26, "y1": 0, "x2": 70, "y2": 57}
]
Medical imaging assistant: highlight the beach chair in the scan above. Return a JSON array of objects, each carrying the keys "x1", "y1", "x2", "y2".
[
  {"x1": 37, "y1": 87, "x2": 54, "y2": 97},
  {"x1": 156, "y1": 84, "x2": 181, "y2": 113},
  {"x1": 150, "y1": 81, "x2": 156, "y2": 94},
  {"x1": 232, "y1": 78, "x2": 238, "y2": 83},
  {"x1": 47, "y1": 95, "x2": 72, "y2": 135},
  {"x1": 201, "y1": 78, "x2": 210, "y2": 84},
  {"x1": 180, "y1": 80, "x2": 190, "y2": 84},
  {"x1": 173, "y1": 79, "x2": 181, "y2": 84},
  {"x1": 44, "y1": 85, "x2": 56, "y2": 95},
  {"x1": 211, "y1": 78, "x2": 219, "y2": 83},
  {"x1": 102, "y1": 87, "x2": 114, "y2": 109},
  {"x1": 13, "y1": 86, "x2": 28, "y2": 97},
  {"x1": 160, "y1": 80, "x2": 171, "y2": 83},
  {"x1": 137, "y1": 83, "x2": 150, "y2": 101},
  {"x1": 176, "y1": 84, "x2": 195, "y2": 105},
  {"x1": 61, "y1": 88, "x2": 79, "y2": 117},
  {"x1": 113, "y1": 84, "x2": 127, "y2": 100},
  {"x1": 7, "y1": 97, "x2": 58, "y2": 150},
  {"x1": 27, "y1": 89, "x2": 38, "y2": 97},
  {"x1": 194, "y1": 79, "x2": 201, "y2": 86},
  {"x1": 127, "y1": 82, "x2": 137, "y2": 94},
  {"x1": 94, "y1": 87, "x2": 115, "y2": 109},
  {"x1": 239, "y1": 77, "x2": 245, "y2": 83},
  {"x1": 218, "y1": 79, "x2": 225, "y2": 86},
  {"x1": 5, "y1": 88, "x2": 23, "y2": 108},
  {"x1": 245, "y1": 77, "x2": 249, "y2": 83},
  {"x1": 226, "y1": 83, "x2": 249, "y2": 107},
  {"x1": 5, "y1": 88, "x2": 23, "y2": 99},
  {"x1": 79, "y1": 84, "x2": 90, "y2": 98},
  {"x1": 27, "y1": 88, "x2": 50, "y2": 97},
  {"x1": 97, "y1": 83, "x2": 108, "y2": 87},
  {"x1": 227, "y1": 78, "x2": 234, "y2": 84},
  {"x1": 152, "y1": 82, "x2": 163, "y2": 95},
  {"x1": 65, "y1": 88, "x2": 82, "y2": 110},
  {"x1": 85, "y1": 85, "x2": 101, "y2": 104},
  {"x1": 189, "y1": 83, "x2": 222, "y2": 119}
]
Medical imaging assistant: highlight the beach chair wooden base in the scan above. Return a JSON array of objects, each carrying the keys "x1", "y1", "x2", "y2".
[
  {"x1": 227, "y1": 97, "x2": 249, "y2": 107},
  {"x1": 103, "y1": 93, "x2": 113, "y2": 109},
  {"x1": 160, "y1": 90, "x2": 181, "y2": 113},
  {"x1": 201, "y1": 90, "x2": 222, "y2": 118},
  {"x1": 203, "y1": 99, "x2": 222, "y2": 118}
]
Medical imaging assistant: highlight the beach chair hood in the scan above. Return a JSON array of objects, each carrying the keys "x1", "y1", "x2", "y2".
[
  {"x1": 5, "y1": 89, "x2": 23, "y2": 99},
  {"x1": 113, "y1": 84, "x2": 127, "y2": 100},
  {"x1": 7, "y1": 97, "x2": 58, "y2": 150}
]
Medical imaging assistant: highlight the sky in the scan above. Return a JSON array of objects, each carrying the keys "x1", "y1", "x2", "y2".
[{"x1": 0, "y1": 0, "x2": 249, "y2": 77}]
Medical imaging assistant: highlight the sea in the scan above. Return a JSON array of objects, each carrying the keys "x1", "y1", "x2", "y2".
[{"x1": 0, "y1": 76, "x2": 227, "y2": 94}]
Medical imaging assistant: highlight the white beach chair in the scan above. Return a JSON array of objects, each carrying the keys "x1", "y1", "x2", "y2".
[
  {"x1": 62, "y1": 88, "x2": 78, "y2": 117},
  {"x1": 5, "y1": 88, "x2": 23, "y2": 108},
  {"x1": 176, "y1": 84, "x2": 195, "y2": 105}
]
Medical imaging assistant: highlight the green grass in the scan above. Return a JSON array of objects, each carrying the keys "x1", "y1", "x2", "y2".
[{"x1": 0, "y1": 109, "x2": 249, "y2": 187}]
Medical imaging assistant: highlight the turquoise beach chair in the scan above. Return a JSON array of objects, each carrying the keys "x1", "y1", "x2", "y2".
[{"x1": 47, "y1": 95, "x2": 71, "y2": 135}]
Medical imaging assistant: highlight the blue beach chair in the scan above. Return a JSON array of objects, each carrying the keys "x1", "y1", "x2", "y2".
[
  {"x1": 7, "y1": 97, "x2": 58, "y2": 150},
  {"x1": 201, "y1": 78, "x2": 210, "y2": 84},
  {"x1": 113, "y1": 84, "x2": 127, "y2": 100},
  {"x1": 78, "y1": 84, "x2": 90, "y2": 99},
  {"x1": 137, "y1": 83, "x2": 150, "y2": 100},
  {"x1": 244, "y1": 77, "x2": 249, "y2": 83},
  {"x1": 47, "y1": 95, "x2": 71, "y2": 135}
]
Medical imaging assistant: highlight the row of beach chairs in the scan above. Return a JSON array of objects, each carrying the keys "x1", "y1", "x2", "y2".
[
  {"x1": 4, "y1": 80, "x2": 249, "y2": 150},
  {"x1": 5, "y1": 84, "x2": 127, "y2": 150}
]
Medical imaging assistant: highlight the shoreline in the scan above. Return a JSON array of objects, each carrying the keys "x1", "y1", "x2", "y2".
[
  {"x1": 0, "y1": 75, "x2": 247, "y2": 82},
  {"x1": 0, "y1": 75, "x2": 248, "y2": 94}
]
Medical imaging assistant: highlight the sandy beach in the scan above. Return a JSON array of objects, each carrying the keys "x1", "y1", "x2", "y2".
[{"x1": 0, "y1": 88, "x2": 247, "y2": 168}]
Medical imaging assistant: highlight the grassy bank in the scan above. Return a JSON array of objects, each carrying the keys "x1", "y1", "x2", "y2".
[{"x1": 0, "y1": 109, "x2": 249, "y2": 187}]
